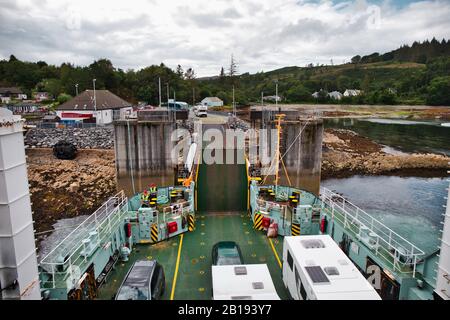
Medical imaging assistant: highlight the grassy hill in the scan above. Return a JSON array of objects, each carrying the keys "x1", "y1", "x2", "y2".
[
  {"x1": 197, "y1": 59, "x2": 442, "y2": 105},
  {"x1": 1, "y1": 39, "x2": 449, "y2": 106}
]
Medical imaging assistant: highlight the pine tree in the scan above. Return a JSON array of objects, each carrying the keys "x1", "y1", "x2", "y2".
[
  {"x1": 219, "y1": 67, "x2": 225, "y2": 77},
  {"x1": 228, "y1": 54, "x2": 238, "y2": 77},
  {"x1": 176, "y1": 64, "x2": 184, "y2": 78}
]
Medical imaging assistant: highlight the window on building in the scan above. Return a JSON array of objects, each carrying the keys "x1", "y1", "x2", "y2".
[{"x1": 287, "y1": 250, "x2": 293, "y2": 271}]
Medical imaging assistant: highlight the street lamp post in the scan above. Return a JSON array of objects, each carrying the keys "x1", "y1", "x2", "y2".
[
  {"x1": 93, "y1": 79, "x2": 99, "y2": 125},
  {"x1": 75, "y1": 83, "x2": 79, "y2": 96}
]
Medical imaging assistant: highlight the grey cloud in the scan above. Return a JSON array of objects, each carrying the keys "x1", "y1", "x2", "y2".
[{"x1": 223, "y1": 7, "x2": 242, "y2": 19}]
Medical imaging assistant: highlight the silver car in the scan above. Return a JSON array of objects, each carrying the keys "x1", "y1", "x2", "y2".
[{"x1": 115, "y1": 260, "x2": 165, "y2": 300}]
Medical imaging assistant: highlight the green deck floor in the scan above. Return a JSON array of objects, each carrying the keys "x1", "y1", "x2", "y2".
[{"x1": 97, "y1": 212, "x2": 289, "y2": 300}]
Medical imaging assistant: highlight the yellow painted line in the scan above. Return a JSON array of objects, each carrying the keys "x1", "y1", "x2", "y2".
[
  {"x1": 268, "y1": 237, "x2": 282, "y2": 269},
  {"x1": 170, "y1": 234, "x2": 184, "y2": 300}
]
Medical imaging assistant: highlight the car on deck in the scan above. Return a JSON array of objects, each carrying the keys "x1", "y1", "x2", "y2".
[
  {"x1": 115, "y1": 260, "x2": 165, "y2": 300},
  {"x1": 212, "y1": 241, "x2": 244, "y2": 266}
]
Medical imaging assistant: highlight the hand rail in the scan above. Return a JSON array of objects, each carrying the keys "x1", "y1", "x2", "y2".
[{"x1": 320, "y1": 187, "x2": 425, "y2": 276}]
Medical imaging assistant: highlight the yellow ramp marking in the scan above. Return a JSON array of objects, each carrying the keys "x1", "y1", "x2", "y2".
[
  {"x1": 170, "y1": 234, "x2": 184, "y2": 300},
  {"x1": 268, "y1": 237, "x2": 282, "y2": 269}
]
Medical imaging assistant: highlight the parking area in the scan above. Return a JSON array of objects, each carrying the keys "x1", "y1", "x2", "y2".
[{"x1": 97, "y1": 212, "x2": 289, "y2": 300}]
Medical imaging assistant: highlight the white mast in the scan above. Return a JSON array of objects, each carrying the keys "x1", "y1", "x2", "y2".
[{"x1": 158, "y1": 77, "x2": 162, "y2": 107}]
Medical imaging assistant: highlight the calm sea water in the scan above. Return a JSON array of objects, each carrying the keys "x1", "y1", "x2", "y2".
[
  {"x1": 325, "y1": 118, "x2": 450, "y2": 156},
  {"x1": 322, "y1": 175, "x2": 448, "y2": 254}
]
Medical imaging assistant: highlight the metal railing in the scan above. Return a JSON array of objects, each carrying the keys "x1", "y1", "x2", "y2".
[
  {"x1": 320, "y1": 187, "x2": 425, "y2": 277},
  {"x1": 34, "y1": 122, "x2": 100, "y2": 129},
  {"x1": 39, "y1": 191, "x2": 129, "y2": 289}
]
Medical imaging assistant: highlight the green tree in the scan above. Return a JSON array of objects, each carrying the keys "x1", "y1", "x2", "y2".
[
  {"x1": 426, "y1": 76, "x2": 450, "y2": 105},
  {"x1": 57, "y1": 93, "x2": 72, "y2": 104}
]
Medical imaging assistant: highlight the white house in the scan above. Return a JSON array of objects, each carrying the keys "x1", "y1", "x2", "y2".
[
  {"x1": 56, "y1": 89, "x2": 133, "y2": 125},
  {"x1": 34, "y1": 92, "x2": 51, "y2": 102},
  {"x1": 328, "y1": 91, "x2": 343, "y2": 100},
  {"x1": 0, "y1": 87, "x2": 26, "y2": 103},
  {"x1": 201, "y1": 97, "x2": 223, "y2": 107},
  {"x1": 343, "y1": 89, "x2": 361, "y2": 97},
  {"x1": 263, "y1": 95, "x2": 282, "y2": 102}
]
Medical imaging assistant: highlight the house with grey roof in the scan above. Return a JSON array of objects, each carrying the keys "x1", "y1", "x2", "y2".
[
  {"x1": 328, "y1": 91, "x2": 343, "y2": 100},
  {"x1": 0, "y1": 87, "x2": 27, "y2": 103},
  {"x1": 56, "y1": 89, "x2": 132, "y2": 125},
  {"x1": 201, "y1": 97, "x2": 223, "y2": 107}
]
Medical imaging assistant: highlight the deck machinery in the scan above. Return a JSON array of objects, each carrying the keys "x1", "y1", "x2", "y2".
[{"x1": 38, "y1": 183, "x2": 195, "y2": 300}]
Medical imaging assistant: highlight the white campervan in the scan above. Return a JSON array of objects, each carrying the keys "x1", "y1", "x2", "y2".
[
  {"x1": 212, "y1": 264, "x2": 280, "y2": 300},
  {"x1": 282, "y1": 235, "x2": 381, "y2": 300}
]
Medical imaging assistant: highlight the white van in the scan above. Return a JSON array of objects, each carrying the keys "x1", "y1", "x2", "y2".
[
  {"x1": 195, "y1": 104, "x2": 207, "y2": 117},
  {"x1": 282, "y1": 235, "x2": 381, "y2": 300},
  {"x1": 212, "y1": 264, "x2": 280, "y2": 300}
]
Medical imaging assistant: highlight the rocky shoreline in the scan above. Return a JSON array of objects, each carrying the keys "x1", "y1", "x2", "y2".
[
  {"x1": 321, "y1": 129, "x2": 450, "y2": 179},
  {"x1": 27, "y1": 148, "x2": 116, "y2": 236},
  {"x1": 25, "y1": 127, "x2": 114, "y2": 149}
]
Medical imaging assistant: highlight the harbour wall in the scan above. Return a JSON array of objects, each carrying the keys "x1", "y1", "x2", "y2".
[
  {"x1": 114, "y1": 120, "x2": 176, "y2": 178},
  {"x1": 250, "y1": 109, "x2": 324, "y2": 194}
]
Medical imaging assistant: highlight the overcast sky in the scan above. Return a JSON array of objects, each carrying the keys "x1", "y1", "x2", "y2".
[{"x1": 0, "y1": 0, "x2": 449, "y2": 76}]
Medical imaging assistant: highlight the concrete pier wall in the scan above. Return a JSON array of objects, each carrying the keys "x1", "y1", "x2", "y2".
[
  {"x1": 114, "y1": 120, "x2": 176, "y2": 177},
  {"x1": 250, "y1": 108, "x2": 323, "y2": 194}
]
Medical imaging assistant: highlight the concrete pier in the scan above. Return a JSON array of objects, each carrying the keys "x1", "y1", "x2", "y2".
[
  {"x1": 114, "y1": 110, "x2": 183, "y2": 175},
  {"x1": 250, "y1": 107, "x2": 324, "y2": 194}
]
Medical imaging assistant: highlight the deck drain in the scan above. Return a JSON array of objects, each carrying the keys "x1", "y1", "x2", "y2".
[
  {"x1": 191, "y1": 258, "x2": 199, "y2": 264},
  {"x1": 198, "y1": 288, "x2": 205, "y2": 292},
  {"x1": 201, "y1": 232, "x2": 205, "y2": 235},
  {"x1": 242, "y1": 222, "x2": 247, "y2": 225},
  {"x1": 199, "y1": 270, "x2": 205, "y2": 275},
  {"x1": 251, "y1": 253, "x2": 257, "y2": 257},
  {"x1": 200, "y1": 255, "x2": 205, "y2": 259},
  {"x1": 201, "y1": 223, "x2": 205, "y2": 227},
  {"x1": 147, "y1": 256, "x2": 153, "y2": 260},
  {"x1": 200, "y1": 242, "x2": 205, "y2": 246},
  {"x1": 245, "y1": 231, "x2": 249, "y2": 235}
]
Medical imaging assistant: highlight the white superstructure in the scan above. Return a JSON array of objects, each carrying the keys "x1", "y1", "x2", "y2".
[
  {"x1": 282, "y1": 235, "x2": 381, "y2": 300},
  {"x1": 0, "y1": 108, "x2": 40, "y2": 299},
  {"x1": 212, "y1": 264, "x2": 280, "y2": 300}
]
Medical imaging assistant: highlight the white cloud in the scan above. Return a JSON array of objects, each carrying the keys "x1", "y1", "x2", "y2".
[{"x1": 0, "y1": 0, "x2": 449, "y2": 76}]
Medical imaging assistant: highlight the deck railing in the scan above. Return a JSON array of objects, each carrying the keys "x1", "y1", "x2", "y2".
[
  {"x1": 39, "y1": 191, "x2": 129, "y2": 289},
  {"x1": 320, "y1": 187, "x2": 425, "y2": 277}
]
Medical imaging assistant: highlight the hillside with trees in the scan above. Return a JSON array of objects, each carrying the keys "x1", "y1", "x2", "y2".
[{"x1": 1, "y1": 39, "x2": 449, "y2": 106}]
